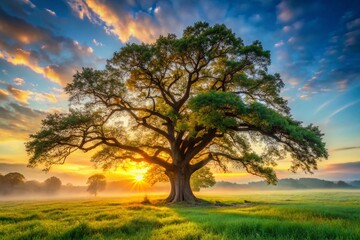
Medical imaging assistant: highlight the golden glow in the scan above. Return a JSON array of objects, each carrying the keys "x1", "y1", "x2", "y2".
[{"x1": 135, "y1": 174, "x2": 144, "y2": 182}]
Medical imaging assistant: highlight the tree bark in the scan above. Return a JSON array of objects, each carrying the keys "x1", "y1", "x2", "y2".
[{"x1": 165, "y1": 169, "x2": 197, "y2": 203}]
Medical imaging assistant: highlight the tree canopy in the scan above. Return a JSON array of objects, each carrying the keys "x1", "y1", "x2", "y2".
[
  {"x1": 26, "y1": 22, "x2": 328, "y2": 202},
  {"x1": 44, "y1": 176, "x2": 62, "y2": 193},
  {"x1": 87, "y1": 174, "x2": 106, "y2": 196}
]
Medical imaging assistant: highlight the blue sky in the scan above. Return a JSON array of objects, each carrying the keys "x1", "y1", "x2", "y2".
[{"x1": 0, "y1": 0, "x2": 359, "y2": 184}]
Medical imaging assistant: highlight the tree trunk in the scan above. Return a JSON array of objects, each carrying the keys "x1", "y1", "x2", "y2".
[{"x1": 165, "y1": 169, "x2": 197, "y2": 203}]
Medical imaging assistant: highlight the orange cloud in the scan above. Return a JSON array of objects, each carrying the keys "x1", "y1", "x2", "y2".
[
  {"x1": 32, "y1": 92, "x2": 57, "y2": 103},
  {"x1": 4, "y1": 86, "x2": 58, "y2": 104},
  {"x1": 0, "y1": 49, "x2": 76, "y2": 85},
  {"x1": 86, "y1": 0, "x2": 162, "y2": 43},
  {"x1": 0, "y1": 89, "x2": 10, "y2": 100},
  {"x1": 67, "y1": 0, "x2": 170, "y2": 43},
  {"x1": 7, "y1": 86, "x2": 32, "y2": 104},
  {"x1": 67, "y1": 0, "x2": 100, "y2": 24}
]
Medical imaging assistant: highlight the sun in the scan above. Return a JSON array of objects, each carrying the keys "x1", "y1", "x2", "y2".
[{"x1": 135, "y1": 174, "x2": 144, "y2": 182}]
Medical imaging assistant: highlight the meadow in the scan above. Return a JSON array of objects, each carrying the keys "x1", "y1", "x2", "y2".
[{"x1": 0, "y1": 190, "x2": 359, "y2": 240}]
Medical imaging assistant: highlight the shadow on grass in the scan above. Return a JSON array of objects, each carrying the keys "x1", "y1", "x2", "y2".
[
  {"x1": 0, "y1": 214, "x2": 41, "y2": 223},
  {"x1": 61, "y1": 217, "x2": 163, "y2": 240}
]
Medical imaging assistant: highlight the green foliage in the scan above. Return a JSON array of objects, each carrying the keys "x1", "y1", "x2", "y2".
[
  {"x1": 190, "y1": 167, "x2": 216, "y2": 192},
  {"x1": 189, "y1": 91, "x2": 246, "y2": 132},
  {"x1": 143, "y1": 165, "x2": 169, "y2": 186}
]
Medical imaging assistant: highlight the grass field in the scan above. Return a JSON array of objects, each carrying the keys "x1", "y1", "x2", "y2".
[{"x1": 0, "y1": 190, "x2": 359, "y2": 240}]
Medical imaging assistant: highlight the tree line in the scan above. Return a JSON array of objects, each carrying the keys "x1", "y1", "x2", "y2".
[
  {"x1": 0, "y1": 172, "x2": 62, "y2": 195},
  {"x1": 215, "y1": 178, "x2": 360, "y2": 190}
]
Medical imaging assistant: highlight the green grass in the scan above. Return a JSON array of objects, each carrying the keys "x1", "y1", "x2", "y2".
[{"x1": 0, "y1": 190, "x2": 360, "y2": 239}]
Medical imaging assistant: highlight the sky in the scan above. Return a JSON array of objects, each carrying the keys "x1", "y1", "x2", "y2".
[{"x1": 0, "y1": 0, "x2": 359, "y2": 185}]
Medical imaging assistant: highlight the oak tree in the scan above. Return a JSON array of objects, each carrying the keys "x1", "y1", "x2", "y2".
[{"x1": 26, "y1": 22, "x2": 328, "y2": 202}]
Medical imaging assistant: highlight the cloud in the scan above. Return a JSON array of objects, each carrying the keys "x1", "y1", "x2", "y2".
[
  {"x1": 14, "y1": 77, "x2": 25, "y2": 86},
  {"x1": 347, "y1": 18, "x2": 360, "y2": 30},
  {"x1": 274, "y1": 40, "x2": 284, "y2": 47},
  {"x1": 32, "y1": 92, "x2": 57, "y2": 103},
  {"x1": 23, "y1": 0, "x2": 36, "y2": 8},
  {"x1": 45, "y1": 8, "x2": 56, "y2": 16},
  {"x1": 0, "y1": 7, "x2": 99, "y2": 86},
  {"x1": 308, "y1": 161, "x2": 360, "y2": 181},
  {"x1": 315, "y1": 99, "x2": 333, "y2": 113},
  {"x1": 67, "y1": 0, "x2": 193, "y2": 43},
  {"x1": 277, "y1": 1, "x2": 295, "y2": 22},
  {"x1": 288, "y1": 78, "x2": 299, "y2": 86},
  {"x1": 324, "y1": 161, "x2": 360, "y2": 172},
  {"x1": 326, "y1": 99, "x2": 360, "y2": 123},
  {"x1": 331, "y1": 146, "x2": 360, "y2": 152},
  {"x1": 67, "y1": 0, "x2": 100, "y2": 24},
  {"x1": 0, "y1": 102, "x2": 47, "y2": 140},
  {"x1": 3, "y1": 85, "x2": 58, "y2": 104},
  {"x1": 272, "y1": 1, "x2": 360, "y2": 97},
  {"x1": 85, "y1": 0, "x2": 165, "y2": 43},
  {"x1": 0, "y1": 89, "x2": 9, "y2": 101},
  {"x1": 337, "y1": 80, "x2": 348, "y2": 91},
  {"x1": 7, "y1": 86, "x2": 32, "y2": 104},
  {"x1": 0, "y1": 48, "x2": 75, "y2": 85},
  {"x1": 299, "y1": 94, "x2": 309, "y2": 100},
  {"x1": 92, "y1": 38, "x2": 103, "y2": 46}
]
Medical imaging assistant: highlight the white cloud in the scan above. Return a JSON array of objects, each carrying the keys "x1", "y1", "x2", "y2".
[
  {"x1": 45, "y1": 8, "x2": 56, "y2": 16},
  {"x1": 326, "y1": 99, "x2": 360, "y2": 123},
  {"x1": 274, "y1": 40, "x2": 284, "y2": 48},
  {"x1": 92, "y1": 39, "x2": 103, "y2": 46},
  {"x1": 315, "y1": 99, "x2": 333, "y2": 113},
  {"x1": 277, "y1": 1, "x2": 294, "y2": 22},
  {"x1": 14, "y1": 77, "x2": 25, "y2": 86},
  {"x1": 23, "y1": 0, "x2": 36, "y2": 8},
  {"x1": 300, "y1": 94, "x2": 309, "y2": 100},
  {"x1": 288, "y1": 36, "x2": 296, "y2": 43}
]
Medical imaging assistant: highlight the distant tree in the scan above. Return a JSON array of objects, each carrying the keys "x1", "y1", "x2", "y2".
[
  {"x1": 44, "y1": 176, "x2": 62, "y2": 193},
  {"x1": 4, "y1": 172, "x2": 25, "y2": 186},
  {"x1": 24, "y1": 180, "x2": 43, "y2": 193},
  {"x1": 26, "y1": 22, "x2": 328, "y2": 202},
  {"x1": 144, "y1": 165, "x2": 215, "y2": 192},
  {"x1": 350, "y1": 180, "x2": 360, "y2": 188},
  {"x1": 87, "y1": 174, "x2": 106, "y2": 196},
  {"x1": 0, "y1": 172, "x2": 25, "y2": 194},
  {"x1": 190, "y1": 167, "x2": 216, "y2": 192},
  {"x1": 0, "y1": 173, "x2": 4, "y2": 194},
  {"x1": 336, "y1": 180, "x2": 351, "y2": 188}
]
